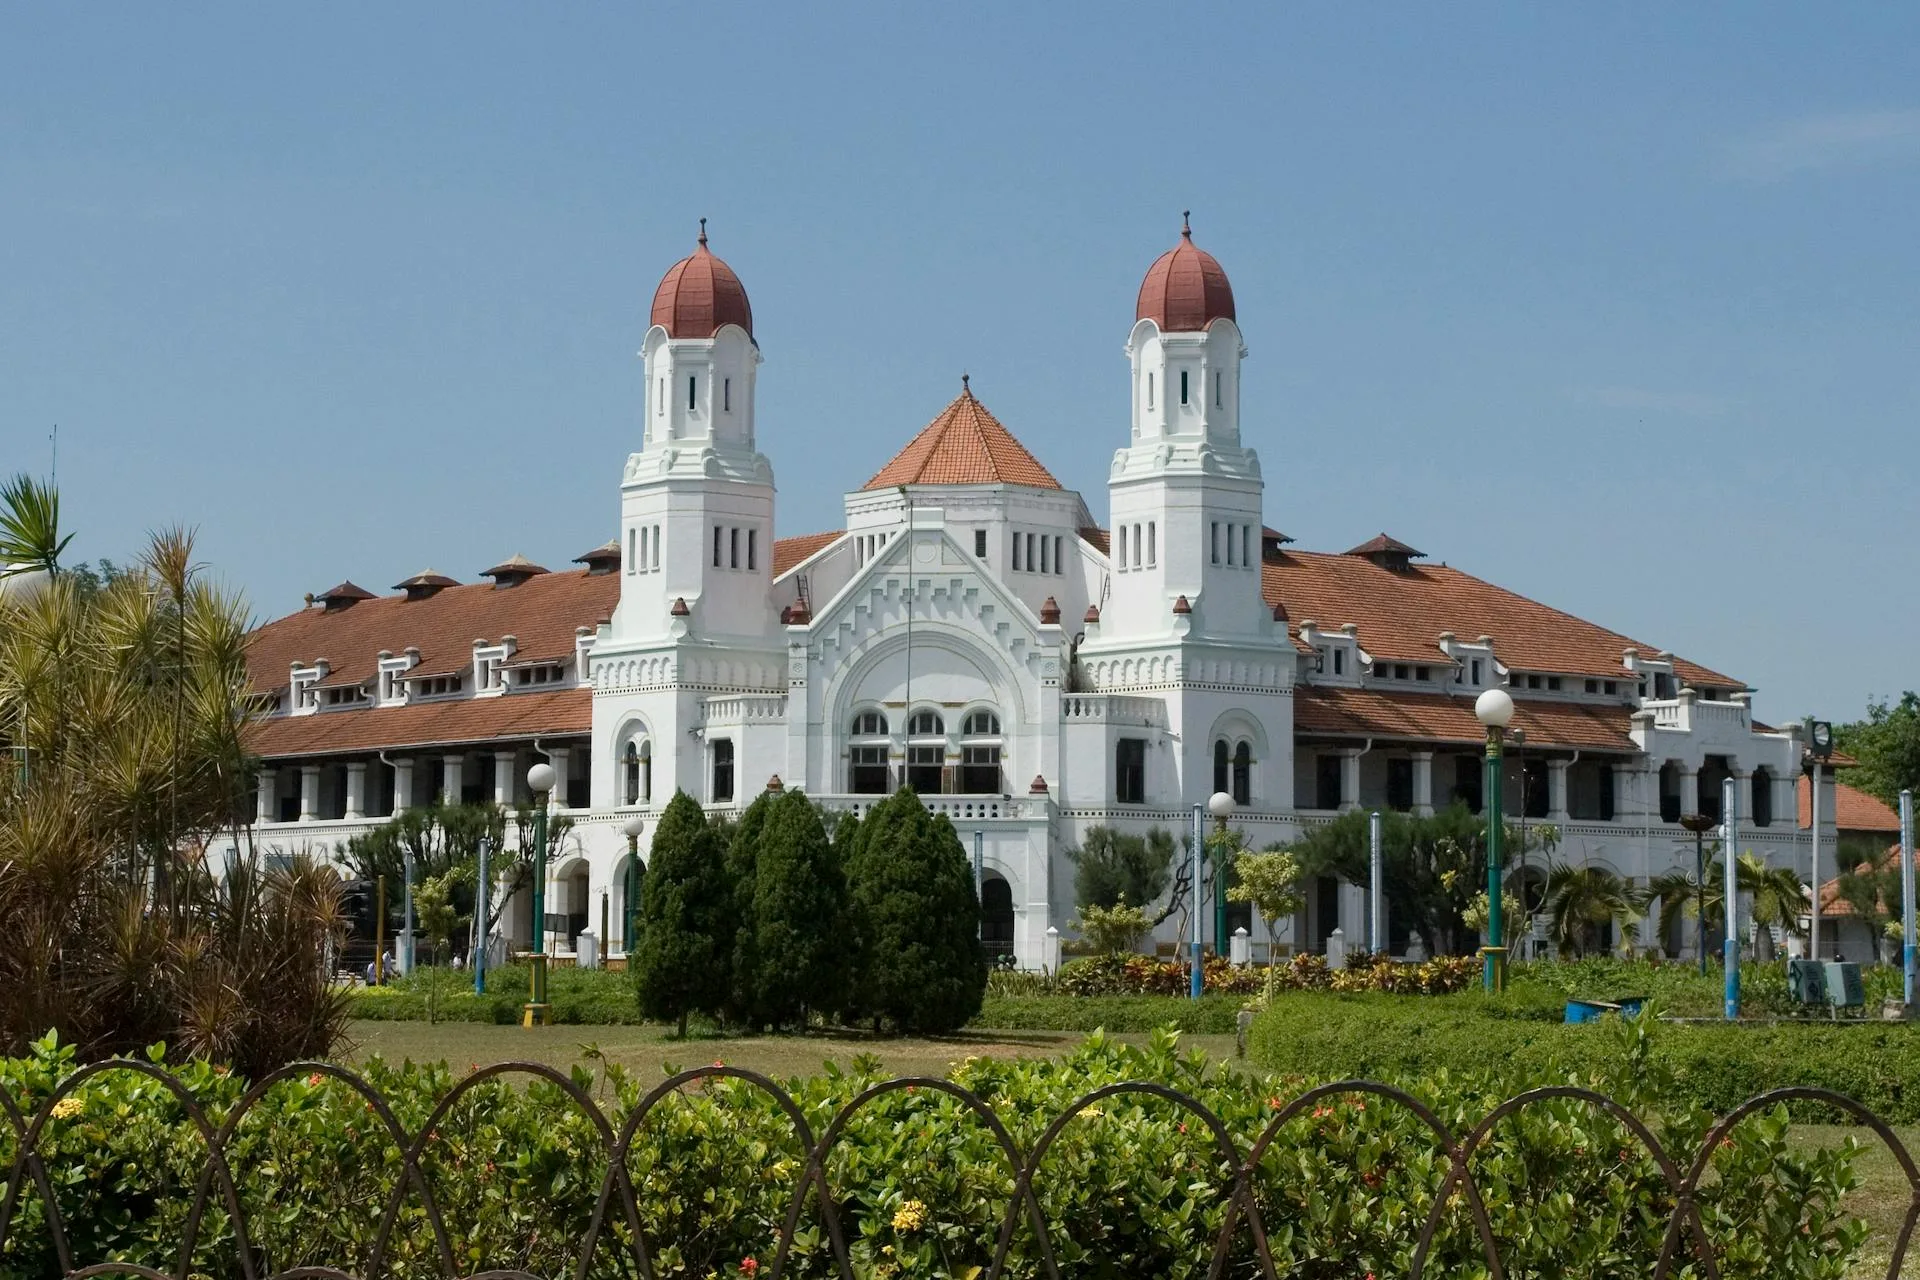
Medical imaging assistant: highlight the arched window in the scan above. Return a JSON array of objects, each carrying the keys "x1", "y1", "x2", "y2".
[
  {"x1": 851, "y1": 710, "x2": 888, "y2": 737},
  {"x1": 622, "y1": 737, "x2": 652, "y2": 806},
  {"x1": 1751, "y1": 767, "x2": 1774, "y2": 828},
  {"x1": 1213, "y1": 739, "x2": 1230, "y2": 796},
  {"x1": 1232, "y1": 742, "x2": 1252, "y2": 806},
  {"x1": 905, "y1": 710, "x2": 945, "y2": 794},
  {"x1": 960, "y1": 709, "x2": 1003, "y2": 793},
  {"x1": 849, "y1": 709, "x2": 890, "y2": 794}
]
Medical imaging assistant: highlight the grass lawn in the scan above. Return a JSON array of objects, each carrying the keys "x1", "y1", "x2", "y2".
[
  {"x1": 341, "y1": 1018, "x2": 1240, "y2": 1083},
  {"x1": 1790, "y1": 1125, "x2": 1920, "y2": 1280}
]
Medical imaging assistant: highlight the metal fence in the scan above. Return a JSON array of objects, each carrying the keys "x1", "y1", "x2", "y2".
[{"x1": 3, "y1": 1058, "x2": 1917, "y2": 1280}]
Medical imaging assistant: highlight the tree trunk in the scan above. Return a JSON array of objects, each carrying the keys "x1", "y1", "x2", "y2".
[{"x1": 677, "y1": 1012, "x2": 687, "y2": 1039}]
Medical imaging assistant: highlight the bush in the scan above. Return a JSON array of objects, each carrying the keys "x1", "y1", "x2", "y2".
[
  {"x1": 0, "y1": 1026, "x2": 1873, "y2": 1279},
  {"x1": 1055, "y1": 951, "x2": 1477, "y2": 999},
  {"x1": 1248, "y1": 988, "x2": 1920, "y2": 1122},
  {"x1": 634, "y1": 792, "x2": 734, "y2": 1035},
  {"x1": 976, "y1": 994, "x2": 1245, "y2": 1034},
  {"x1": 346, "y1": 964, "x2": 645, "y2": 1024}
]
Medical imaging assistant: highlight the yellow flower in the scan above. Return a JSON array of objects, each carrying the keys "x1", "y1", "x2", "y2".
[
  {"x1": 49, "y1": 1097, "x2": 83, "y2": 1121},
  {"x1": 891, "y1": 1199, "x2": 927, "y2": 1233},
  {"x1": 1078, "y1": 1105, "x2": 1103, "y2": 1120}
]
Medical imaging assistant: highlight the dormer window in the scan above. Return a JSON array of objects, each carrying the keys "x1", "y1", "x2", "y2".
[
  {"x1": 412, "y1": 674, "x2": 462, "y2": 698},
  {"x1": 514, "y1": 664, "x2": 566, "y2": 687}
]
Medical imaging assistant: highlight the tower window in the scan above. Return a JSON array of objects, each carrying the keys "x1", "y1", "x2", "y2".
[
  {"x1": 688, "y1": 376, "x2": 698, "y2": 411},
  {"x1": 1241, "y1": 525, "x2": 1251, "y2": 568},
  {"x1": 1132, "y1": 524, "x2": 1142, "y2": 570},
  {"x1": 713, "y1": 525, "x2": 723, "y2": 569},
  {"x1": 1147, "y1": 522, "x2": 1156, "y2": 567},
  {"x1": 1180, "y1": 370, "x2": 1189, "y2": 405},
  {"x1": 657, "y1": 378, "x2": 664, "y2": 416},
  {"x1": 1054, "y1": 535, "x2": 1064, "y2": 575},
  {"x1": 974, "y1": 528, "x2": 987, "y2": 558},
  {"x1": 1040, "y1": 535, "x2": 1051, "y2": 574},
  {"x1": 723, "y1": 377, "x2": 731, "y2": 412},
  {"x1": 1026, "y1": 533, "x2": 1036, "y2": 573},
  {"x1": 1147, "y1": 372, "x2": 1154, "y2": 409},
  {"x1": 730, "y1": 527, "x2": 740, "y2": 570},
  {"x1": 1215, "y1": 372, "x2": 1222, "y2": 407},
  {"x1": 747, "y1": 528, "x2": 757, "y2": 571},
  {"x1": 1013, "y1": 534, "x2": 1023, "y2": 572},
  {"x1": 627, "y1": 528, "x2": 636, "y2": 575},
  {"x1": 651, "y1": 525, "x2": 660, "y2": 570},
  {"x1": 711, "y1": 739, "x2": 734, "y2": 803},
  {"x1": 1115, "y1": 738, "x2": 1146, "y2": 804},
  {"x1": 1210, "y1": 522, "x2": 1220, "y2": 565}
]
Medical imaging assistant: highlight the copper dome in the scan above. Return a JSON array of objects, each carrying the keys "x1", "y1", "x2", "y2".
[
  {"x1": 650, "y1": 220, "x2": 753, "y2": 339},
  {"x1": 1135, "y1": 213, "x2": 1235, "y2": 332}
]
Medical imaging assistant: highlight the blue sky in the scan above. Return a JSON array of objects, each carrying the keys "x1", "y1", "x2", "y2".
[{"x1": 4, "y1": 4, "x2": 1916, "y2": 725}]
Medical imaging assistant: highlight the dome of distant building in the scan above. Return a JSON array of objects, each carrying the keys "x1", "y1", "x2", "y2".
[
  {"x1": 1135, "y1": 212, "x2": 1235, "y2": 332},
  {"x1": 650, "y1": 219, "x2": 753, "y2": 339}
]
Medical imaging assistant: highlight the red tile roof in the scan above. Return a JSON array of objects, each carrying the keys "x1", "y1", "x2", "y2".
[
  {"x1": 248, "y1": 687, "x2": 590, "y2": 760},
  {"x1": 1799, "y1": 776, "x2": 1902, "y2": 834},
  {"x1": 771, "y1": 530, "x2": 840, "y2": 577},
  {"x1": 1263, "y1": 549, "x2": 1740, "y2": 688},
  {"x1": 649, "y1": 221, "x2": 753, "y2": 339},
  {"x1": 1136, "y1": 214, "x2": 1236, "y2": 332},
  {"x1": 1294, "y1": 685, "x2": 1638, "y2": 752},
  {"x1": 1817, "y1": 842, "x2": 1912, "y2": 917},
  {"x1": 246, "y1": 568, "x2": 619, "y2": 697},
  {"x1": 1077, "y1": 527, "x2": 1110, "y2": 555},
  {"x1": 864, "y1": 382, "x2": 1061, "y2": 491}
]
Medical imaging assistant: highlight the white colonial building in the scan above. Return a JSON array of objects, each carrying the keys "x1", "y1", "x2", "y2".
[{"x1": 226, "y1": 218, "x2": 1834, "y2": 968}]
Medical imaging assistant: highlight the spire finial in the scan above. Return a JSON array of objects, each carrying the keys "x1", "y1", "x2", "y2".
[
  {"x1": 1181, "y1": 210, "x2": 1192, "y2": 240},
  {"x1": 697, "y1": 217, "x2": 708, "y2": 247},
  {"x1": 961, "y1": 371, "x2": 970, "y2": 393}
]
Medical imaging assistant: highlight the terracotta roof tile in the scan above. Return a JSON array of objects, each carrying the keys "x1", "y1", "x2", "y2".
[
  {"x1": 1264, "y1": 549, "x2": 1740, "y2": 688},
  {"x1": 864, "y1": 382, "x2": 1060, "y2": 491},
  {"x1": 771, "y1": 530, "x2": 841, "y2": 577},
  {"x1": 1294, "y1": 685, "x2": 1638, "y2": 752},
  {"x1": 650, "y1": 221, "x2": 753, "y2": 339},
  {"x1": 1136, "y1": 214, "x2": 1236, "y2": 332},
  {"x1": 1799, "y1": 776, "x2": 1902, "y2": 834},
  {"x1": 1078, "y1": 527, "x2": 1111, "y2": 555},
  {"x1": 1817, "y1": 842, "x2": 1913, "y2": 917},
  {"x1": 247, "y1": 568, "x2": 619, "y2": 698},
  {"x1": 248, "y1": 687, "x2": 589, "y2": 760}
]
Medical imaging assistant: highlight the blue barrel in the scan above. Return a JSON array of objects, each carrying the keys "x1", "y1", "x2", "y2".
[{"x1": 1565, "y1": 999, "x2": 1620, "y2": 1024}]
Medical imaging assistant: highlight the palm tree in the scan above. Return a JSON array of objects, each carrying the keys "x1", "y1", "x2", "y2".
[
  {"x1": 1737, "y1": 853, "x2": 1806, "y2": 962},
  {"x1": 0, "y1": 474, "x2": 73, "y2": 578},
  {"x1": 1542, "y1": 864, "x2": 1645, "y2": 958},
  {"x1": 1648, "y1": 866, "x2": 1724, "y2": 960}
]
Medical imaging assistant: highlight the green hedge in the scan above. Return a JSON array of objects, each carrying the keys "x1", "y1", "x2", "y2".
[
  {"x1": 346, "y1": 964, "x2": 643, "y2": 1025},
  {"x1": 0, "y1": 1028, "x2": 1871, "y2": 1278},
  {"x1": 975, "y1": 994, "x2": 1245, "y2": 1035},
  {"x1": 1249, "y1": 990, "x2": 1920, "y2": 1121}
]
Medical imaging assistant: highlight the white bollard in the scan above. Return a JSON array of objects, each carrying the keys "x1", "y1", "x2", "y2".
[
  {"x1": 577, "y1": 930, "x2": 599, "y2": 971},
  {"x1": 1044, "y1": 925, "x2": 1061, "y2": 974},
  {"x1": 1405, "y1": 932, "x2": 1427, "y2": 962},
  {"x1": 1231, "y1": 927, "x2": 1250, "y2": 968},
  {"x1": 1326, "y1": 927, "x2": 1347, "y2": 970}
]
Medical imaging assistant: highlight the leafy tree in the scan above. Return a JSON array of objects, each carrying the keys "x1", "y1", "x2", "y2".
[
  {"x1": 1834, "y1": 693, "x2": 1920, "y2": 808},
  {"x1": 725, "y1": 791, "x2": 776, "y2": 1026},
  {"x1": 1738, "y1": 853, "x2": 1807, "y2": 962},
  {"x1": 633, "y1": 791, "x2": 733, "y2": 1036},
  {"x1": 1226, "y1": 848, "x2": 1304, "y2": 944},
  {"x1": 1648, "y1": 864, "x2": 1724, "y2": 958},
  {"x1": 741, "y1": 791, "x2": 850, "y2": 1029},
  {"x1": 1288, "y1": 805, "x2": 1490, "y2": 956},
  {"x1": 1071, "y1": 901, "x2": 1152, "y2": 954},
  {"x1": 1068, "y1": 825, "x2": 1176, "y2": 913},
  {"x1": 843, "y1": 788, "x2": 985, "y2": 1033}
]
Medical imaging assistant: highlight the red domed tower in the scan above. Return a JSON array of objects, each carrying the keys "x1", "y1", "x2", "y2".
[
  {"x1": 1135, "y1": 211, "x2": 1236, "y2": 333},
  {"x1": 650, "y1": 219, "x2": 754, "y2": 340}
]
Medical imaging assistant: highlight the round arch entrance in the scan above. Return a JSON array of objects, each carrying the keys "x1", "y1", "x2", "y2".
[{"x1": 981, "y1": 873, "x2": 1015, "y2": 965}]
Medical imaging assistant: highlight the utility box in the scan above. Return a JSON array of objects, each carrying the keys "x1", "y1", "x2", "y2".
[
  {"x1": 1788, "y1": 958, "x2": 1829, "y2": 1005},
  {"x1": 1824, "y1": 961, "x2": 1865, "y2": 1009}
]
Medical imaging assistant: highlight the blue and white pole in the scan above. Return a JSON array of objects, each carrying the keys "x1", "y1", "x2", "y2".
[
  {"x1": 1723, "y1": 777, "x2": 1740, "y2": 1021},
  {"x1": 1368, "y1": 810, "x2": 1384, "y2": 955},
  {"x1": 1190, "y1": 803, "x2": 1204, "y2": 1000},
  {"x1": 1901, "y1": 790, "x2": 1915, "y2": 1009}
]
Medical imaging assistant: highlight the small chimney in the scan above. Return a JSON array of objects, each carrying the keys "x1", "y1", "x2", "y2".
[
  {"x1": 1171, "y1": 595, "x2": 1192, "y2": 616},
  {"x1": 1039, "y1": 596, "x2": 1061, "y2": 625},
  {"x1": 1084, "y1": 603, "x2": 1101, "y2": 624}
]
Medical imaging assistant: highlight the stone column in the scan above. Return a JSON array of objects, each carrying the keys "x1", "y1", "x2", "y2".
[
  {"x1": 1339, "y1": 750, "x2": 1362, "y2": 812},
  {"x1": 345, "y1": 762, "x2": 367, "y2": 820},
  {"x1": 391, "y1": 757, "x2": 414, "y2": 814},
  {"x1": 1733, "y1": 769, "x2": 1752, "y2": 825},
  {"x1": 1611, "y1": 762, "x2": 1638, "y2": 823},
  {"x1": 256, "y1": 768, "x2": 277, "y2": 825},
  {"x1": 1411, "y1": 751, "x2": 1434, "y2": 817},
  {"x1": 441, "y1": 753, "x2": 465, "y2": 807},
  {"x1": 548, "y1": 747, "x2": 572, "y2": 809},
  {"x1": 1678, "y1": 765, "x2": 1699, "y2": 819},
  {"x1": 1547, "y1": 759, "x2": 1570, "y2": 822},
  {"x1": 298, "y1": 765, "x2": 320, "y2": 822},
  {"x1": 494, "y1": 751, "x2": 516, "y2": 806}
]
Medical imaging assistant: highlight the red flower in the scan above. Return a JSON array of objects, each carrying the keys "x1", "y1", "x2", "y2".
[{"x1": 739, "y1": 1257, "x2": 759, "y2": 1276}]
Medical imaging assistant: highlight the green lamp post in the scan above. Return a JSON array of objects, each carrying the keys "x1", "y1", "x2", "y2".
[
  {"x1": 1475, "y1": 687, "x2": 1515, "y2": 993},
  {"x1": 620, "y1": 812, "x2": 646, "y2": 962},
  {"x1": 523, "y1": 761, "x2": 555, "y2": 1027}
]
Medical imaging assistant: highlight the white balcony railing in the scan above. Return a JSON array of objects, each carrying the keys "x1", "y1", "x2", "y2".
[{"x1": 1060, "y1": 694, "x2": 1167, "y2": 728}]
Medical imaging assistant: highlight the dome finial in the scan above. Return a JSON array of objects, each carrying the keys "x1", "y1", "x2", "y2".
[
  {"x1": 1181, "y1": 209, "x2": 1192, "y2": 240},
  {"x1": 961, "y1": 371, "x2": 970, "y2": 394},
  {"x1": 697, "y1": 216, "x2": 708, "y2": 247}
]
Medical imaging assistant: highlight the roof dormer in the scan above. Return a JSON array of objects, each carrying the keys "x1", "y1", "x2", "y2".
[
  {"x1": 394, "y1": 569, "x2": 458, "y2": 601},
  {"x1": 1345, "y1": 533, "x2": 1425, "y2": 573},
  {"x1": 481, "y1": 555, "x2": 548, "y2": 589},
  {"x1": 313, "y1": 581, "x2": 374, "y2": 612}
]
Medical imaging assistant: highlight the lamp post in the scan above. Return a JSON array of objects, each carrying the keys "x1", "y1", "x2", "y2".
[
  {"x1": 1679, "y1": 813, "x2": 1718, "y2": 976},
  {"x1": 1723, "y1": 776, "x2": 1740, "y2": 1020},
  {"x1": 1512, "y1": 727, "x2": 1528, "y2": 953},
  {"x1": 523, "y1": 761, "x2": 556, "y2": 1028},
  {"x1": 1475, "y1": 689, "x2": 1515, "y2": 993},
  {"x1": 1189, "y1": 803, "x2": 1204, "y2": 999},
  {"x1": 1210, "y1": 791, "x2": 1233, "y2": 953},
  {"x1": 621, "y1": 813, "x2": 646, "y2": 962}
]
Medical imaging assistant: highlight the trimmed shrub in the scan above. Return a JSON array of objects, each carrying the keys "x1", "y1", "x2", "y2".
[
  {"x1": 738, "y1": 791, "x2": 850, "y2": 1030},
  {"x1": 976, "y1": 994, "x2": 1245, "y2": 1034},
  {"x1": 633, "y1": 792, "x2": 733, "y2": 1035},
  {"x1": 842, "y1": 789, "x2": 986, "y2": 1033},
  {"x1": 725, "y1": 792, "x2": 777, "y2": 1025},
  {"x1": 346, "y1": 964, "x2": 642, "y2": 1025}
]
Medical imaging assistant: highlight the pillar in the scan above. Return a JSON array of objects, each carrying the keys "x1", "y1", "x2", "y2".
[
  {"x1": 1547, "y1": 759, "x2": 1569, "y2": 822},
  {"x1": 1339, "y1": 750, "x2": 1362, "y2": 812},
  {"x1": 345, "y1": 762, "x2": 367, "y2": 820},
  {"x1": 256, "y1": 768, "x2": 277, "y2": 824},
  {"x1": 1411, "y1": 751, "x2": 1434, "y2": 816},
  {"x1": 1678, "y1": 765, "x2": 1699, "y2": 819},
  {"x1": 1733, "y1": 769, "x2": 1752, "y2": 825},
  {"x1": 392, "y1": 757, "x2": 414, "y2": 814},
  {"x1": 1612, "y1": 762, "x2": 1638, "y2": 822},
  {"x1": 494, "y1": 751, "x2": 516, "y2": 806},
  {"x1": 298, "y1": 765, "x2": 320, "y2": 822},
  {"x1": 441, "y1": 753, "x2": 465, "y2": 807},
  {"x1": 549, "y1": 746, "x2": 572, "y2": 809}
]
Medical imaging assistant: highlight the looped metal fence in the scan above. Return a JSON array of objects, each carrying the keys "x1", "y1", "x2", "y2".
[{"x1": 2, "y1": 1058, "x2": 1916, "y2": 1280}]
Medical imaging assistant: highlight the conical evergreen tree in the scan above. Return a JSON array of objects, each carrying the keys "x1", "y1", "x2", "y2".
[
  {"x1": 725, "y1": 790, "x2": 777, "y2": 1027},
  {"x1": 845, "y1": 788, "x2": 986, "y2": 1033},
  {"x1": 747, "y1": 791, "x2": 850, "y2": 1030},
  {"x1": 633, "y1": 790, "x2": 732, "y2": 1036}
]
